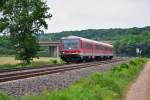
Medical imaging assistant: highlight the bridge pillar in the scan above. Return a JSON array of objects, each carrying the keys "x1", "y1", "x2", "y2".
[
  {"x1": 48, "y1": 46, "x2": 59, "y2": 58},
  {"x1": 39, "y1": 42, "x2": 60, "y2": 58}
]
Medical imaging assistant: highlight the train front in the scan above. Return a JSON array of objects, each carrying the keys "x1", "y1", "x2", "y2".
[{"x1": 60, "y1": 37, "x2": 81, "y2": 63}]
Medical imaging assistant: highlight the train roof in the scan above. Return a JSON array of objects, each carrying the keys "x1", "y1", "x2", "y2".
[{"x1": 61, "y1": 36, "x2": 113, "y2": 47}]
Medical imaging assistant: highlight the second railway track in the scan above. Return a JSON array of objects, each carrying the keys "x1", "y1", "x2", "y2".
[{"x1": 0, "y1": 58, "x2": 126, "y2": 83}]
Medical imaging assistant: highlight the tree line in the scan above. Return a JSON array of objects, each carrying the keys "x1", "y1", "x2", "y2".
[
  {"x1": 113, "y1": 32, "x2": 150, "y2": 57},
  {"x1": 1, "y1": 26, "x2": 150, "y2": 57},
  {"x1": 39, "y1": 26, "x2": 150, "y2": 41}
]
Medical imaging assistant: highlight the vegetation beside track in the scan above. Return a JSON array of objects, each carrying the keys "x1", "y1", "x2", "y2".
[
  {"x1": 0, "y1": 57, "x2": 63, "y2": 69},
  {"x1": 20, "y1": 58, "x2": 147, "y2": 100},
  {"x1": 0, "y1": 92, "x2": 15, "y2": 100},
  {"x1": 1, "y1": 26, "x2": 150, "y2": 57},
  {"x1": 0, "y1": 58, "x2": 147, "y2": 100}
]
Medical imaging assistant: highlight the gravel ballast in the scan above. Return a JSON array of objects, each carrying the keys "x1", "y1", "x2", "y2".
[{"x1": 0, "y1": 61, "x2": 127, "y2": 99}]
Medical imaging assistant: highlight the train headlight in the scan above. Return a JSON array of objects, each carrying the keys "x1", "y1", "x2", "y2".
[{"x1": 62, "y1": 51, "x2": 64, "y2": 54}]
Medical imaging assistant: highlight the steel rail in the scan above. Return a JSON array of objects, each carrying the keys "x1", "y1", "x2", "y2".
[
  {"x1": 0, "y1": 59, "x2": 126, "y2": 83},
  {"x1": 0, "y1": 57, "x2": 124, "y2": 73}
]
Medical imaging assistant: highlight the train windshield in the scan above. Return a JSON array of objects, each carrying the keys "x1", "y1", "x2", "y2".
[{"x1": 62, "y1": 39, "x2": 79, "y2": 50}]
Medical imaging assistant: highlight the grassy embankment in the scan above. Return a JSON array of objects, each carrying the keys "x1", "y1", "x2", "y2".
[
  {"x1": 22, "y1": 58, "x2": 147, "y2": 100},
  {"x1": 0, "y1": 57, "x2": 63, "y2": 69},
  {"x1": 0, "y1": 58, "x2": 148, "y2": 100}
]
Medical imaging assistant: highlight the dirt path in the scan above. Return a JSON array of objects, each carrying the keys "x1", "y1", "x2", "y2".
[{"x1": 125, "y1": 60, "x2": 150, "y2": 100}]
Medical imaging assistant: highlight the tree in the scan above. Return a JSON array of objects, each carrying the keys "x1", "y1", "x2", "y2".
[
  {"x1": 0, "y1": 0, "x2": 52, "y2": 64},
  {"x1": 113, "y1": 32, "x2": 150, "y2": 57}
]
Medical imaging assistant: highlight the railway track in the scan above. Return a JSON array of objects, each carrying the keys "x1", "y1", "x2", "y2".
[{"x1": 0, "y1": 58, "x2": 126, "y2": 83}]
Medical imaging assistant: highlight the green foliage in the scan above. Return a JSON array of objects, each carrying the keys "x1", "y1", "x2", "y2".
[
  {"x1": 0, "y1": 58, "x2": 64, "y2": 69},
  {"x1": 38, "y1": 26, "x2": 150, "y2": 41},
  {"x1": 0, "y1": 92, "x2": 15, "y2": 100},
  {"x1": 37, "y1": 47, "x2": 50, "y2": 57},
  {"x1": 0, "y1": 36, "x2": 15, "y2": 55},
  {"x1": 0, "y1": 0, "x2": 52, "y2": 64},
  {"x1": 1, "y1": 26, "x2": 150, "y2": 57},
  {"x1": 114, "y1": 32, "x2": 150, "y2": 57},
  {"x1": 21, "y1": 91, "x2": 51, "y2": 100},
  {"x1": 22, "y1": 58, "x2": 147, "y2": 100}
]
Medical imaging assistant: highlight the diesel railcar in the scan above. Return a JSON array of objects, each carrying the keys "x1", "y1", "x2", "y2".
[{"x1": 59, "y1": 36, "x2": 113, "y2": 63}]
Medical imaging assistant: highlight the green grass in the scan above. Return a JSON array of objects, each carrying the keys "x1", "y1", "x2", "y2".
[
  {"x1": 0, "y1": 57, "x2": 64, "y2": 69},
  {"x1": 22, "y1": 58, "x2": 147, "y2": 100},
  {"x1": 0, "y1": 58, "x2": 148, "y2": 100},
  {"x1": 0, "y1": 92, "x2": 15, "y2": 100}
]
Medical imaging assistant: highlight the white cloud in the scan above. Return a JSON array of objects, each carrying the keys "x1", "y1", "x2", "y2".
[{"x1": 45, "y1": 0, "x2": 150, "y2": 32}]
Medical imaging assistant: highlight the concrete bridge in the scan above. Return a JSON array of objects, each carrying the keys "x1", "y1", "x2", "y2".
[{"x1": 39, "y1": 41, "x2": 60, "y2": 58}]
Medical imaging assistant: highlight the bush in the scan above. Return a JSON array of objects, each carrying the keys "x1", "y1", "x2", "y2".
[{"x1": 51, "y1": 59, "x2": 58, "y2": 64}]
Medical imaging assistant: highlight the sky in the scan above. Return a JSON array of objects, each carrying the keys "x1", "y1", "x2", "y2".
[{"x1": 46, "y1": 0, "x2": 150, "y2": 33}]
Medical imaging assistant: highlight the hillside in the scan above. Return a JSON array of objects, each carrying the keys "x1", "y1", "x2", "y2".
[
  {"x1": 39, "y1": 26, "x2": 150, "y2": 41},
  {"x1": 0, "y1": 26, "x2": 150, "y2": 56}
]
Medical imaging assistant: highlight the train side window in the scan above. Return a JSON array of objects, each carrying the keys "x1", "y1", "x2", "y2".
[
  {"x1": 96, "y1": 44, "x2": 100, "y2": 50},
  {"x1": 101, "y1": 45, "x2": 103, "y2": 50},
  {"x1": 100, "y1": 45, "x2": 102, "y2": 50},
  {"x1": 80, "y1": 41, "x2": 83, "y2": 48},
  {"x1": 95, "y1": 44, "x2": 98, "y2": 50},
  {"x1": 82, "y1": 41, "x2": 84, "y2": 48},
  {"x1": 103, "y1": 46, "x2": 106, "y2": 51}
]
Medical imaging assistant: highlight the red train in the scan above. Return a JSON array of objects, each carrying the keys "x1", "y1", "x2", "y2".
[{"x1": 59, "y1": 36, "x2": 113, "y2": 63}]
